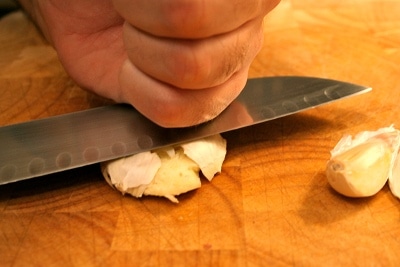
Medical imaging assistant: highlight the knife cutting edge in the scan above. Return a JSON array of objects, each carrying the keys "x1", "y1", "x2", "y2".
[{"x1": 0, "y1": 76, "x2": 371, "y2": 185}]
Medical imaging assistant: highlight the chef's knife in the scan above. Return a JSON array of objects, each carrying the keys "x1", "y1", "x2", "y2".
[{"x1": 0, "y1": 76, "x2": 371, "y2": 184}]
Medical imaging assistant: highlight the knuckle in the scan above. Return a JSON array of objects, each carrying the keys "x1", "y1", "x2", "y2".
[
  {"x1": 149, "y1": 100, "x2": 203, "y2": 128},
  {"x1": 148, "y1": 94, "x2": 222, "y2": 128},
  {"x1": 168, "y1": 45, "x2": 212, "y2": 88},
  {"x1": 162, "y1": 1, "x2": 209, "y2": 37},
  {"x1": 150, "y1": 104, "x2": 185, "y2": 127}
]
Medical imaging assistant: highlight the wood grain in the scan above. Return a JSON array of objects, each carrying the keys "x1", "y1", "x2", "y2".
[{"x1": 1, "y1": 1, "x2": 400, "y2": 266}]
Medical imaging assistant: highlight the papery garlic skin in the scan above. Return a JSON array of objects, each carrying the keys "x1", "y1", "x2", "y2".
[
  {"x1": 102, "y1": 151, "x2": 161, "y2": 197},
  {"x1": 326, "y1": 126, "x2": 400, "y2": 198},
  {"x1": 330, "y1": 126, "x2": 398, "y2": 157},
  {"x1": 181, "y1": 134, "x2": 227, "y2": 181}
]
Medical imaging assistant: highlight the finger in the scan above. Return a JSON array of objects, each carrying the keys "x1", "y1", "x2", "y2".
[
  {"x1": 118, "y1": 59, "x2": 250, "y2": 128},
  {"x1": 113, "y1": 0, "x2": 280, "y2": 38},
  {"x1": 123, "y1": 18, "x2": 264, "y2": 89}
]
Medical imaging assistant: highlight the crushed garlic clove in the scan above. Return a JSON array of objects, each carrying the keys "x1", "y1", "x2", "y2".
[
  {"x1": 326, "y1": 126, "x2": 400, "y2": 198},
  {"x1": 101, "y1": 134, "x2": 227, "y2": 203},
  {"x1": 142, "y1": 148, "x2": 201, "y2": 203}
]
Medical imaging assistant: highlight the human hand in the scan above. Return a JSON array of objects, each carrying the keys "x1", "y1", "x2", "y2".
[{"x1": 19, "y1": 0, "x2": 280, "y2": 127}]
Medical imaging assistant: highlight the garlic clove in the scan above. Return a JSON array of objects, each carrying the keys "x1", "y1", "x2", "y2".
[
  {"x1": 143, "y1": 148, "x2": 201, "y2": 203},
  {"x1": 326, "y1": 126, "x2": 400, "y2": 198},
  {"x1": 101, "y1": 134, "x2": 227, "y2": 203},
  {"x1": 326, "y1": 139, "x2": 392, "y2": 197},
  {"x1": 388, "y1": 150, "x2": 400, "y2": 199}
]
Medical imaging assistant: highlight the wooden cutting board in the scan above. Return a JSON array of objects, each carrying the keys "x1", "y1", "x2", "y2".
[{"x1": 1, "y1": 1, "x2": 399, "y2": 266}]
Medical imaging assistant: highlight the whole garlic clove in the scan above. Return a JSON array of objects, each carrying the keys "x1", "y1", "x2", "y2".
[
  {"x1": 326, "y1": 138, "x2": 392, "y2": 197},
  {"x1": 326, "y1": 126, "x2": 400, "y2": 198},
  {"x1": 388, "y1": 149, "x2": 400, "y2": 199}
]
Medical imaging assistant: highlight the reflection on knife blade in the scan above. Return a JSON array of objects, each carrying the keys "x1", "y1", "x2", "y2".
[{"x1": 0, "y1": 76, "x2": 371, "y2": 184}]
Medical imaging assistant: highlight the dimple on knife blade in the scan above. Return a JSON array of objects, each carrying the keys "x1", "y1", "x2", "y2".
[{"x1": 0, "y1": 76, "x2": 371, "y2": 184}]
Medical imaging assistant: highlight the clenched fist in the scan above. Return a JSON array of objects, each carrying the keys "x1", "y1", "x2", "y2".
[{"x1": 18, "y1": 0, "x2": 280, "y2": 127}]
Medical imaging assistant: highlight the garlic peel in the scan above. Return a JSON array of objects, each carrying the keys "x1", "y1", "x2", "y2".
[
  {"x1": 326, "y1": 126, "x2": 400, "y2": 199},
  {"x1": 330, "y1": 126, "x2": 398, "y2": 157},
  {"x1": 181, "y1": 134, "x2": 227, "y2": 181},
  {"x1": 102, "y1": 151, "x2": 161, "y2": 196}
]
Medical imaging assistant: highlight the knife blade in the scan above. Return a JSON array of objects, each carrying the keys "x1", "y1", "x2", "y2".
[{"x1": 0, "y1": 76, "x2": 371, "y2": 185}]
